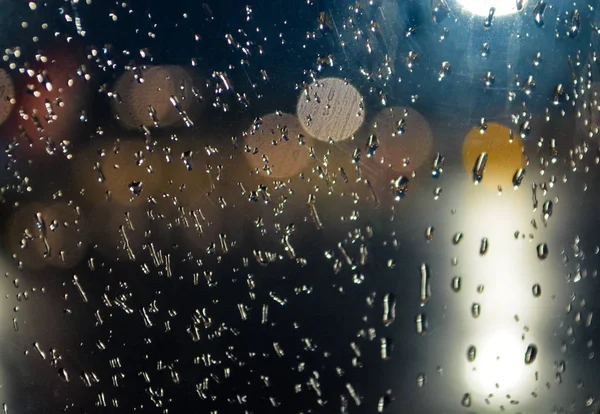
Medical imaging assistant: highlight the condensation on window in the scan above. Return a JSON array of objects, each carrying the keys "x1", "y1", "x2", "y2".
[{"x1": 0, "y1": 0, "x2": 599, "y2": 413}]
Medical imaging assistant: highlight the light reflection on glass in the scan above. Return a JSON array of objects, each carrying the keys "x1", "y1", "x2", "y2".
[
  {"x1": 452, "y1": 185, "x2": 563, "y2": 408},
  {"x1": 466, "y1": 328, "x2": 532, "y2": 394},
  {"x1": 455, "y1": 0, "x2": 526, "y2": 17}
]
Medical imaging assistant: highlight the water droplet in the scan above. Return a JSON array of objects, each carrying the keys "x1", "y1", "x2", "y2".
[
  {"x1": 479, "y1": 117, "x2": 488, "y2": 133},
  {"x1": 525, "y1": 344, "x2": 538, "y2": 364},
  {"x1": 537, "y1": 243, "x2": 549, "y2": 259},
  {"x1": 415, "y1": 313, "x2": 428, "y2": 334},
  {"x1": 549, "y1": 139, "x2": 558, "y2": 163},
  {"x1": 438, "y1": 61, "x2": 451, "y2": 81},
  {"x1": 532, "y1": 283, "x2": 542, "y2": 297},
  {"x1": 451, "y1": 276, "x2": 461, "y2": 292},
  {"x1": 484, "y1": 7, "x2": 496, "y2": 28},
  {"x1": 377, "y1": 393, "x2": 392, "y2": 412},
  {"x1": 33, "y1": 342, "x2": 46, "y2": 359},
  {"x1": 467, "y1": 345, "x2": 477, "y2": 362},
  {"x1": 181, "y1": 150, "x2": 193, "y2": 170},
  {"x1": 432, "y1": 153, "x2": 444, "y2": 178},
  {"x1": 380, "y1": 337, "x2": 393, "y2": 360},
  {"x1": 519, "y1": 120, "x2": 531, "y2": 139},
  {"x1": 425, "y1": 227, "x2": 435, "y2": 243},
  {"x1": 128, "y1": 181, "x2": 143, "y2": 196},
  {"x1": 405, "y1": 51, "x2": 418, "y2": 72},
  {"x1": 366, "y1": 135, "x2": 379, "y2": 158},
  {"x1": 439, "y1": 27, "x2": 449, "y2": 42},
  {"x1": 480, "y1": 42, "x2": 490, "y2": 58},
  {"x1": 392, "y1": 176, "x2": 410, "y2": 201},
  {"x1": 521, "y1": 76, "x2": 536, "y2": 95},
  {"x1": 482, "y1": 71, "x2": 495, "y2": 87},
  {"x1": 382, "y1": 293, "x2": 396, "y2": 326},
  {"x1": 542, "y1": 200, "x2": 553, "y2": 221},
  {"x1": 552, "y1": 84, "x2": 566, "y2": 106},
  {"x1": 453, "y1": 233, "x2": 463, "y2": 245},
  {"x1": 352, "y1": 148, "x2": 361, "y2": 164},
  {"x1": 480, "y1": 238, "x2": 489, "y2": 255},
  {"x1": 516, "y1": 0, "x2": 524, "y2": 11},
  {"x1": 346, "y1": 383, "x2": 361, "y2": 406},
  {"x1": 395, "y1": 117, "x2": 406, "y2": 135},
  {"x1": 432, "y1": 0, "x2": 450, "y2": 23},
  {"x1": 462, "y1": 393, "x2": 472, "y2": 407},
  {"x1": 533, "y1": 0, "x2": 547, "y2": 27},
  {"x1": 471, "y1": 303, "x2": 481, "y2": 318},
  {"x1": 513, "y1": 168, "x2": 526, "y2": 189},
  {"x1": 417, "y1": 373, "x2": 426, "y2": 387},
  {"x1": 473, "y1": 153, "x2": 488, "y2": 184},
  {"x1": 420, "y1": 264, "x2": 431, "y2": 304},
  {"x1": 568, "y1": 10, "x2": 580, "y2": 38},
  {"x1": 58, "y1": 368, "x2": 70, "y2": 382}
]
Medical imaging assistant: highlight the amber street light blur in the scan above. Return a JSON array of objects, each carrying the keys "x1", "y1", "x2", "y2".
[
  {"x1": 462, "y1": 122, "x2": 525, "y2": 190},
  {"x1": 110, "y1": 65, "x2": 206, "y2": 130},
  {"x1": 73, "y1": 136, "x2": 166, "y2": 207}
]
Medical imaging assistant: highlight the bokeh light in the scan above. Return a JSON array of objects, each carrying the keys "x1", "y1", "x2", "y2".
[
  {"x1": 0, "y1": 68, "x2": 15, "y2": 125},
  {"x1": 296, "y1": 77, "x2": 364, "y2": 142},
  {"x1": 111, "y1": 65, "x2": 206, "y2": 129},
  {"x1": 4, "y1": 41, "x2": 93, "y2": 156},
  {"x1": 462, "y1": 122, "x2": 525, "y2": 189}
]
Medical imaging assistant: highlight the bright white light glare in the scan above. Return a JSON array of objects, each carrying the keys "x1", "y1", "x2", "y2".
[
  {"x1": 456, "y1": 0, "x2": 525, "y2": 17},
  {"x1": 466, "y1": 330, "x2": 530, "y2": 393}
]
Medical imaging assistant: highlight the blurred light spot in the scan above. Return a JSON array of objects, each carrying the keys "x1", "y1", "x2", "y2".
[
  {"x1": 296, "y1": 77, "x2": 364, "y2": 142},
  {"x1": 456, "y1": 0, "x2": 525, "y2": 17},
  {"x1": 462, "y1": 122, "x2": 524, "y2": 188}
]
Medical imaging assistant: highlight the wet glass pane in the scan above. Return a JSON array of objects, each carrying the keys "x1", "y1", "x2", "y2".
[{"x1": 0, "y1": 0, "x2": 600, "y2": 412}]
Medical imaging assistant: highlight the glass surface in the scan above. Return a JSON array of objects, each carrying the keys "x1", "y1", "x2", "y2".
[{"x1": 0, "y1": 0, "x2": 599, "y2": 412}]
